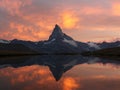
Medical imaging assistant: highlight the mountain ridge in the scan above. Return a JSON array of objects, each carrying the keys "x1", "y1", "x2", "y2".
[{"x1": 0, "y1": 25, "x2": 120, "y2": 55}]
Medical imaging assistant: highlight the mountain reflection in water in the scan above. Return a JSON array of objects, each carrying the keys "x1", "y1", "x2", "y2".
[{"x1": 0, "y1": 55, "x2": 120, "y2": 90}]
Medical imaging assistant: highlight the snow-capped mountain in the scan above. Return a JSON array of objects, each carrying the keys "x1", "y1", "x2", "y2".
[
  {"x1": 36, "y1": 24, "x2": 93, "y2": 53},
  {"x1": 0, "y1": 24, "x2": 120, "y2": 54},
  {"x1": 87, "y1": 42, "x2": 101, "y2": 50},
  {"x1": 9, "y1": 24, "x2": 92, "y2": 53},
  {"x1": 43, "y1": 24, "x2": 77, "y2": 47},
  {"x1": 49, "y1": 25, "x2": 74, "y2": 41}
]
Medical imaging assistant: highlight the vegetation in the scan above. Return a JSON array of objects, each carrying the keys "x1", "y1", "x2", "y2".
[{"x1": 82, "y1": 47, "x2": 120, "y2": 57}]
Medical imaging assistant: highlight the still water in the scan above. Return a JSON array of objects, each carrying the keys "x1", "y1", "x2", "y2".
[{"x1": 0, "y1": 55, "x2": 120, "y2": 90}]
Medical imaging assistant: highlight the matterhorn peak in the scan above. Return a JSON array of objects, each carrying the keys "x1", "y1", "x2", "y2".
[
  {"x1": 54, "y1": 24, "x2": 62, "y2": 32},
  {"x1": 48, "y1": 24, "x2": 64, "y2": 40}
]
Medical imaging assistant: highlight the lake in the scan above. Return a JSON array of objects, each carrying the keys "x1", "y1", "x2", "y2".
[{"x1": 0, "y1": 55, "x2": 120, "y2": 90}]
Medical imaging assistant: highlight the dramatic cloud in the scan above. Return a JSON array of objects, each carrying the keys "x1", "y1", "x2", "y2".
[{"x1": 0, "y1": 0, "x2": 120, "y2": 42}]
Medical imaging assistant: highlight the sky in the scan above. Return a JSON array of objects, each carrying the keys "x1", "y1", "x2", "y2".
[{"x1": 0, "y1": 0, "x2": 120, "y2": 42}]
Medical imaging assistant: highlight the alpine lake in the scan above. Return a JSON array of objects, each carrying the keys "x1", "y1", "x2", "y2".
[{"x1": 0, "y1": 55, "x2": 120, "y2": 90}]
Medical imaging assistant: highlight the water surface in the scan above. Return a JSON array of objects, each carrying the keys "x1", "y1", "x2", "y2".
[{"x1": 0, "y1": 55, "x2": 120, "y2": 90}]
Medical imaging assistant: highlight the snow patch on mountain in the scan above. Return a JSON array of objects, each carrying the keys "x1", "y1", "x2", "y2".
[
  {"x1": 63, "y1": 38, "x2": 78, "y2": 47},
  {"x1": 0, "y1": 40, "x2": 10, "y2": 44},
  {"x1": 44, "y1": 39, "x2": 56, "y2": 44},
  {"x1": 87, "y1": 57, "x2": 100, "y2": 64},
  {"x1": 35, "y1": 42, "x2": 38, "y2": 45},
  {"x1": 64, "y1": 59, "x2": 78, "y2": 67},
  {"x1": 88, "y1": 42, "x2": 100, "y2": 49}
]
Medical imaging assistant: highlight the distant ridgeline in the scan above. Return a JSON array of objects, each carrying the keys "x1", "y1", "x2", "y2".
[{"x1": 0, "y1": 24, "x2": 120, "y2": 56}]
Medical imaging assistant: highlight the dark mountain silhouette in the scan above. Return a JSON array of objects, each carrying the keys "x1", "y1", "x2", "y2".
[
  {"x1": 98, "y1": 41, "x2": 120, "y2": 49},
  {"x1": 0, "y1": 25, "x2": 120, "y2": 55},
  {"x1": 0, "y1": 43, "x2": 37, "y2": 56},
  {"x1": 35, "y1": 24, "x2": 93, "y2": 53},
  {"x1": 49, "y1": 24, "x2": 74, "y2": 41}
]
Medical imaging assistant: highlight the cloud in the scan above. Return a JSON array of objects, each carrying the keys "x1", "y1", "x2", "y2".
[
  {"x1": 0, "y1": 0, "x2": 32, "y2": 15},
  {"x1": 112, "y1": 2, "x2": 120, "y2": 16},
  {"x1": 62, "y1": 77, "x2": 79, "y2": 90},
  {"x1": 0, "y1": 0, "x2": 119, "y2": 42}
]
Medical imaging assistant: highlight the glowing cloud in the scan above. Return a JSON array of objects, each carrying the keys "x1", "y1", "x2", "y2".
[
  {"x1": 0, "y1": 0, "x2": 32, "y2": 15},
  {"x1": 112, "y1": 2, "x2": 120, "y2": 16},
  {"x1": 61, "y1": 11, "x2": 79, "y2": 29},
  {"x1": 81, "y1": 6, "x2": 104, "y2": 15},
  {"x1": 0, "y1": 0, "x2": 119, "y2": 42},
  {"x1": 63, "y1": 77, "x2": 79, "y2": 90}
]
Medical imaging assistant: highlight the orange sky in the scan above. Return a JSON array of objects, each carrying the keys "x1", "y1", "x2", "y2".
[{"x1": 0, "y1": 0, "x2": 120, "y2": 42}]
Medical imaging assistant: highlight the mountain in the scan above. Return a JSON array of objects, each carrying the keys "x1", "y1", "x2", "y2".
[
  {"x1": 11, "y1": 24, "x2": 92, "y2": 54},
  {"x1": 49, "y1": 24, "x2": 74, "y2": 41},
  {"x1": 36, "y1": 24, "x2": 94, "y2": 53},
  {"x1": 87, "y1": 41, "x2": 120, "y2": 50},
  {"x1": 87, "y1": 42, "x2": 101, "y2": 49},
  {"x1": 11, "y1": 39, "x2": 39, "y2": 52},
  {"x1": 98, "y1": 41, "x2": 120, "y2": 49},
  {"x1": 0, "y1": 43, "x2": 37, "y2": 56},
  {"x1": 0, "y1": 24, "x2": 120, "y2": 55}
]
